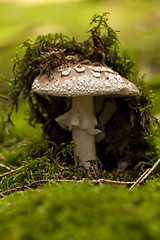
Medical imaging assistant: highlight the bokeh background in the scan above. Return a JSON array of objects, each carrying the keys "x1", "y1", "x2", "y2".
[{"x1": 0, "y1": 0, "x2": 160, "y2": 134}]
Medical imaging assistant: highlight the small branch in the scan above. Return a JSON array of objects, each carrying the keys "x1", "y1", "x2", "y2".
[
  {"x1": 90, "y1": 179, "x2": 134, "y2": 185},
  {"x1": 139, "y1": 158, "x2": 160, "y2": 183},
  {"x1": 0, "y1": 164, "x2": 30, "y2": 179},
  {"x1": 0, "y1": 167, "x2": 22, "y2": 179},
  {"x1": 129, "y1": 158, "x2": 160, "y2": 191},
  {"x1": 51, "y1": 179, "x2": 134, "y2": 185},
  {"x1": 0, "y1": 163, "x2": 11, "y2": 171},
  {"x1": 0, "y1": 193, "x2": 6, "y2": 198},
  {"x1": 129, "y1": 168, "x2": 150, "y2": 191},
  {"x1": 30, "y1": 170, "x2": 35, "y2": 182},
  {"x1": 0, "y1": 178, "x2": 134, "y2": 197}
]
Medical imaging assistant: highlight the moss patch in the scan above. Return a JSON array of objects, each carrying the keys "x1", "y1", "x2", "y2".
[{"x1": 1, "y1": 180, "x2": 160, "y2": 240}]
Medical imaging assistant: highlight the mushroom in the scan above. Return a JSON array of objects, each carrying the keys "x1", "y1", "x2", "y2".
[{"x1": 32, "y1": 62, "x2": 140, "y2": 170}]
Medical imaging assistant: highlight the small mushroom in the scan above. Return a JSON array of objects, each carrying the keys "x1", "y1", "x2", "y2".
[{"x1": 32, "y1": 63, "x2": 140, "y2": 170}]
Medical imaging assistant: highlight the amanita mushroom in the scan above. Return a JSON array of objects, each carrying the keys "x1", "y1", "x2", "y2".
[{"x1": 32, "y1": 62, "x2": 139, "y2": 170}]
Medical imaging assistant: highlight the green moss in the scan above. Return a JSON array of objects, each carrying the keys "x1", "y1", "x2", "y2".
[
  {"x1": 0, "y1": 180, "x2": 160, "y2": 240},
  {"x1": 0, "y1": 140, "x2": 91, "y2": 195}
]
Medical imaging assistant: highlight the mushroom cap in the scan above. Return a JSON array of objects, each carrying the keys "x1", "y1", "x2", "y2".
[{"x1": 32, "y1": 63, "x2": 139, "y2": 97}]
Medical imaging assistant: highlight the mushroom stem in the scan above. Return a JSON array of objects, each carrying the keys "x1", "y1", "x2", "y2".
[
  {"x1": 73, "y1": 125, "x2": 97, "y2": 169},
  {"x1": 72, "y1": 96, "x2": 99, "y2": 169},
  {"x1": 55, "y1": 96, "x2": 100, "y2": 169}
]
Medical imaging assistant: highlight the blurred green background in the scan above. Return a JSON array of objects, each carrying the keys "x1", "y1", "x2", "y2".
[{"x1": 0, "y1": 0, "x2": 160, "y2": 135}]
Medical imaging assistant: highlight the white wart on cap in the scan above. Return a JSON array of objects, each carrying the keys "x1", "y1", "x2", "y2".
[
  {"x1": 32, "y1": 63, "x2": 139, "y2": 97},
  {"x1": 32, "y1": 63, "x2": 140, "y2": 170}
]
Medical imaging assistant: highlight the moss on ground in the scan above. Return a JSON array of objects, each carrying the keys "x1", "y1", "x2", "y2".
[{"x1": 0, "y1": 180, "x2": 160, "y2": 240}]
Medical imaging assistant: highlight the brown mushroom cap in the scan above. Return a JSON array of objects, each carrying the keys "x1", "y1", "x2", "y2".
[{"x1": 32, "y1": 63, "x2": 139, "y2": 97}]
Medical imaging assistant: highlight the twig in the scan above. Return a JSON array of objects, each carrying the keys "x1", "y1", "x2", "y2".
[
  {"x1": 0, "y1": 164, "x2": 30, "y2": 179},
  {"x1": 30, "y1": 170, "x2": 35, "y2": 182},
  {"x1": 129, "y1": 158, "x2": 160, "y2": 191},
  {"x1": 129, "y1": 168, "x2": 150, "y2": 191},
  {"x1": 51, "y1": 179, "x2": 134, "y2": 185},
  {"x1": 0, "y1": 178, "x2": 134, "y2": 197},
  {"x1": 0, "y1": 163, "x2": 11, "y2": 171},
  {"x1": 0, "y1": 167, "x2": 22, "y2": 179},
  {"x1": 0, "y1": 193, "x2": 6, "y2": 198},
  {"x1": 0, "y1": 181, "x2": 44, "y2": 196},
  {"x1": 91, "y1": 179, "x2": 134, "y2": 185},
  {"x1": 139, "y1": 158, "x2": 160, "y2": 183}
]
